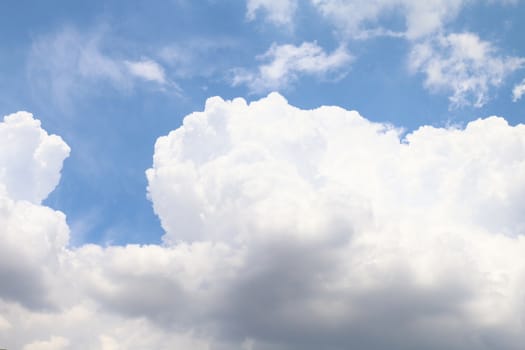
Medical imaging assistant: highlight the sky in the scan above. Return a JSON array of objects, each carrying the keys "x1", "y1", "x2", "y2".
[{"x1": 1, "y1": 0, "x2": 525, "y2": 349}]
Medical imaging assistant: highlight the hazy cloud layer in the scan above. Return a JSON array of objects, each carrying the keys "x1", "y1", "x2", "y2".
[
  {"x1": 246, "y1": 0, "x2": 298, "y2": 26},
  {"x1": 2, "y1": 95, "x2": 525, "y2": 349}
]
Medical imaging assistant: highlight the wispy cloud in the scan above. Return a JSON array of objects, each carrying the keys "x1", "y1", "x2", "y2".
[
  {"x1": 232, "y1": 42, "x2": 352, "y2": 93},
  {"x1": 409, "y1": 32, "x2": 525, "y2": 108},
  {"x1": 246, "y1": 0, "x2": 298, "y2": 26},
  {"x1": 124, "y1": 59, "x2": 167, "y2": 84},
  {"x1": 244, "y1": 1, "x2": 524, "y2": 105},
  {"x1": 27, "y1": 26, "x2": 175, "y2": 110},
  {"x1": 248, "y1": 0, "x2": 471, "y2": 39}
]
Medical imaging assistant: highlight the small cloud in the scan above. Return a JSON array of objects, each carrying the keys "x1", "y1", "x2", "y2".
[
  {"x1": 512, "y1": 78, "x2": 525, "y2": 102},
  {"x1": 232, "y1": 42, "x2": 352, "y2": 93},
  {"x1": 125, "y1": 59, "x2": 167, "y2": 84},
  {"x1": 409, "y1": 32, "x2": 525, "y2": 108}
]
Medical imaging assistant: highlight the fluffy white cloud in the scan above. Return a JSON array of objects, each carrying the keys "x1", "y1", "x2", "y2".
[
  {"x1": 3, "y1": 95, "x2": 525, "y2": 349},
  {"x1": 513, "y1": 78, "x2": 525, "y2": 101},
  {"x1": 232, "y1": 42, "x2": 352, "y2": 93},
  {"x1": 146, "y1": 93, "x2": 525, "y2": 348},
  {"x1": 0, "y1": 112, "x2": 70, "y2": 203},
  {"x1": 246, "y1": 0, "x2": 298, "y2": 26},
  {"x1": 0, "y1": 112, "x2": 70, "y2": 310},
  {"x1": 409, "y1": 32, "x2": 525, "y2": 107},
  {"x1": 0, "y1": 112, "x2": 73, "y2": 348}
]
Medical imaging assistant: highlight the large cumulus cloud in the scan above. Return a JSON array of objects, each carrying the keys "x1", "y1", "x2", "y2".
[
  {"x1": 146, "y1": 93, "x2": 525, "y2": 349},
  {"x1": 0, "y1": 112, "x2": 70, "y2": 310},
  {"x1": 2, "y1": 95, "x2": 525, "y2": 349}
]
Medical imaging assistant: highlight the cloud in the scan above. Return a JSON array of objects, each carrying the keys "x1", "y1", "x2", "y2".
[
  {"x1": 512, "y1": 78, "x2": 525, "y2": 101},
  {"x1": 232, "y1": 42, "x2": 352, "y2": 93},
  {"x1": 0, "y1": 112, "x2": 70, "y2": 203},
  {"x1": 23, "y1": 336, "x2": 70, "y2": 350},
  {"x1": 27, "y1": 26, "x2": 172, "y2": 109},
  {"x1": 3, "y1": 95, "x2": 525, "y2": 349},
  {"x1": 124, "y1": 59, "x2": 167, "y2": 84},
  {"x1": 246, "y1": 0, "x2": 298, "y2": 26},
  {"x1": 0, "y1": 112, "x2": 70, "y2": 310},
  {"x1": 242, "y1": 1, "x2": 524, "y2": 104},
  {"x1": 247, "y1": 0, "x2": 472, "y2": 39},
  {"x1": 144, "y1": 93, "x2": 525, "y2": 348},
  {"x1": 409, "y1": 32, "x2": 525, "y2": 108},
  {"x1": 310, "y1": 0, "x2": 468, "y2": 39}
]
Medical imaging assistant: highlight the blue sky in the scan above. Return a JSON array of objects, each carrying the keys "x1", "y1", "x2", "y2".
[
  {"x1": 2, "y1": 2, "x2": 525, "y2": 349},
  {"x1": 1, "y1": 0, "x2": 524, "y2": 246}
]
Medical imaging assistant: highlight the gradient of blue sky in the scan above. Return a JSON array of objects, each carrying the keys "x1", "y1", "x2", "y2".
[{"x1": 1, "y1": 0, "x2": 524, "y2": 246}]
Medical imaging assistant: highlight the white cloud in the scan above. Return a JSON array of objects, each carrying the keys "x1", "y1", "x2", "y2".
[
  {"x1": 311, "y1": 0, "x2": 467, "y2": 39},
  {"x1": 243, "y1": 1, "x2": 524, "y2": 104},
  {"x1": 409, "y1": 32, "x2": 525, "y2": 107},
  {"x1": 512, "y1": 78, "x2": 525, "y2": 101},
  {"x1": 3, "y1": 95, "x2": 525, "y2": 349},
  {"x1": 0, "y1": 112, "x2": 70, "y2": 203},
  {"x1": 246, "y1": 0, "x2": 298, "y2": 26},
  {"x1": 124, "y1": 59, "x2": 167, "y2": 84},
  {"x1": 232, "y1": 42, "x2": 352, "y2": 92},
  {"x1": 0, "y1": 112, "x2": 70, "y2": 313},
  {"x1": 248, "y1": 0, "x2": 471, "y2": 39},
  {"x1": 145, "y1": 93, "x2": 525, "y2": 348}
]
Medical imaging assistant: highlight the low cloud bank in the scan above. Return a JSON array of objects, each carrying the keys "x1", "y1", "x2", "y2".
[{"x1": 2, "y1": 94, "x2": 525, "y2": 349}]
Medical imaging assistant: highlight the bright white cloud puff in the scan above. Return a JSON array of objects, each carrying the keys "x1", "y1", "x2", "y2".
[{"x1": 2, "y1": 95, "x2": 525, "y2": 349}]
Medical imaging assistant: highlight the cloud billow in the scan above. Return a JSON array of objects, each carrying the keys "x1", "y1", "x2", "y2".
[
  {"x1": 146, "y1": 93, "x2": 525, "y2": 349},
  {"x1": 2, "y1": 95, "x2": 525, "y2": 349}
]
